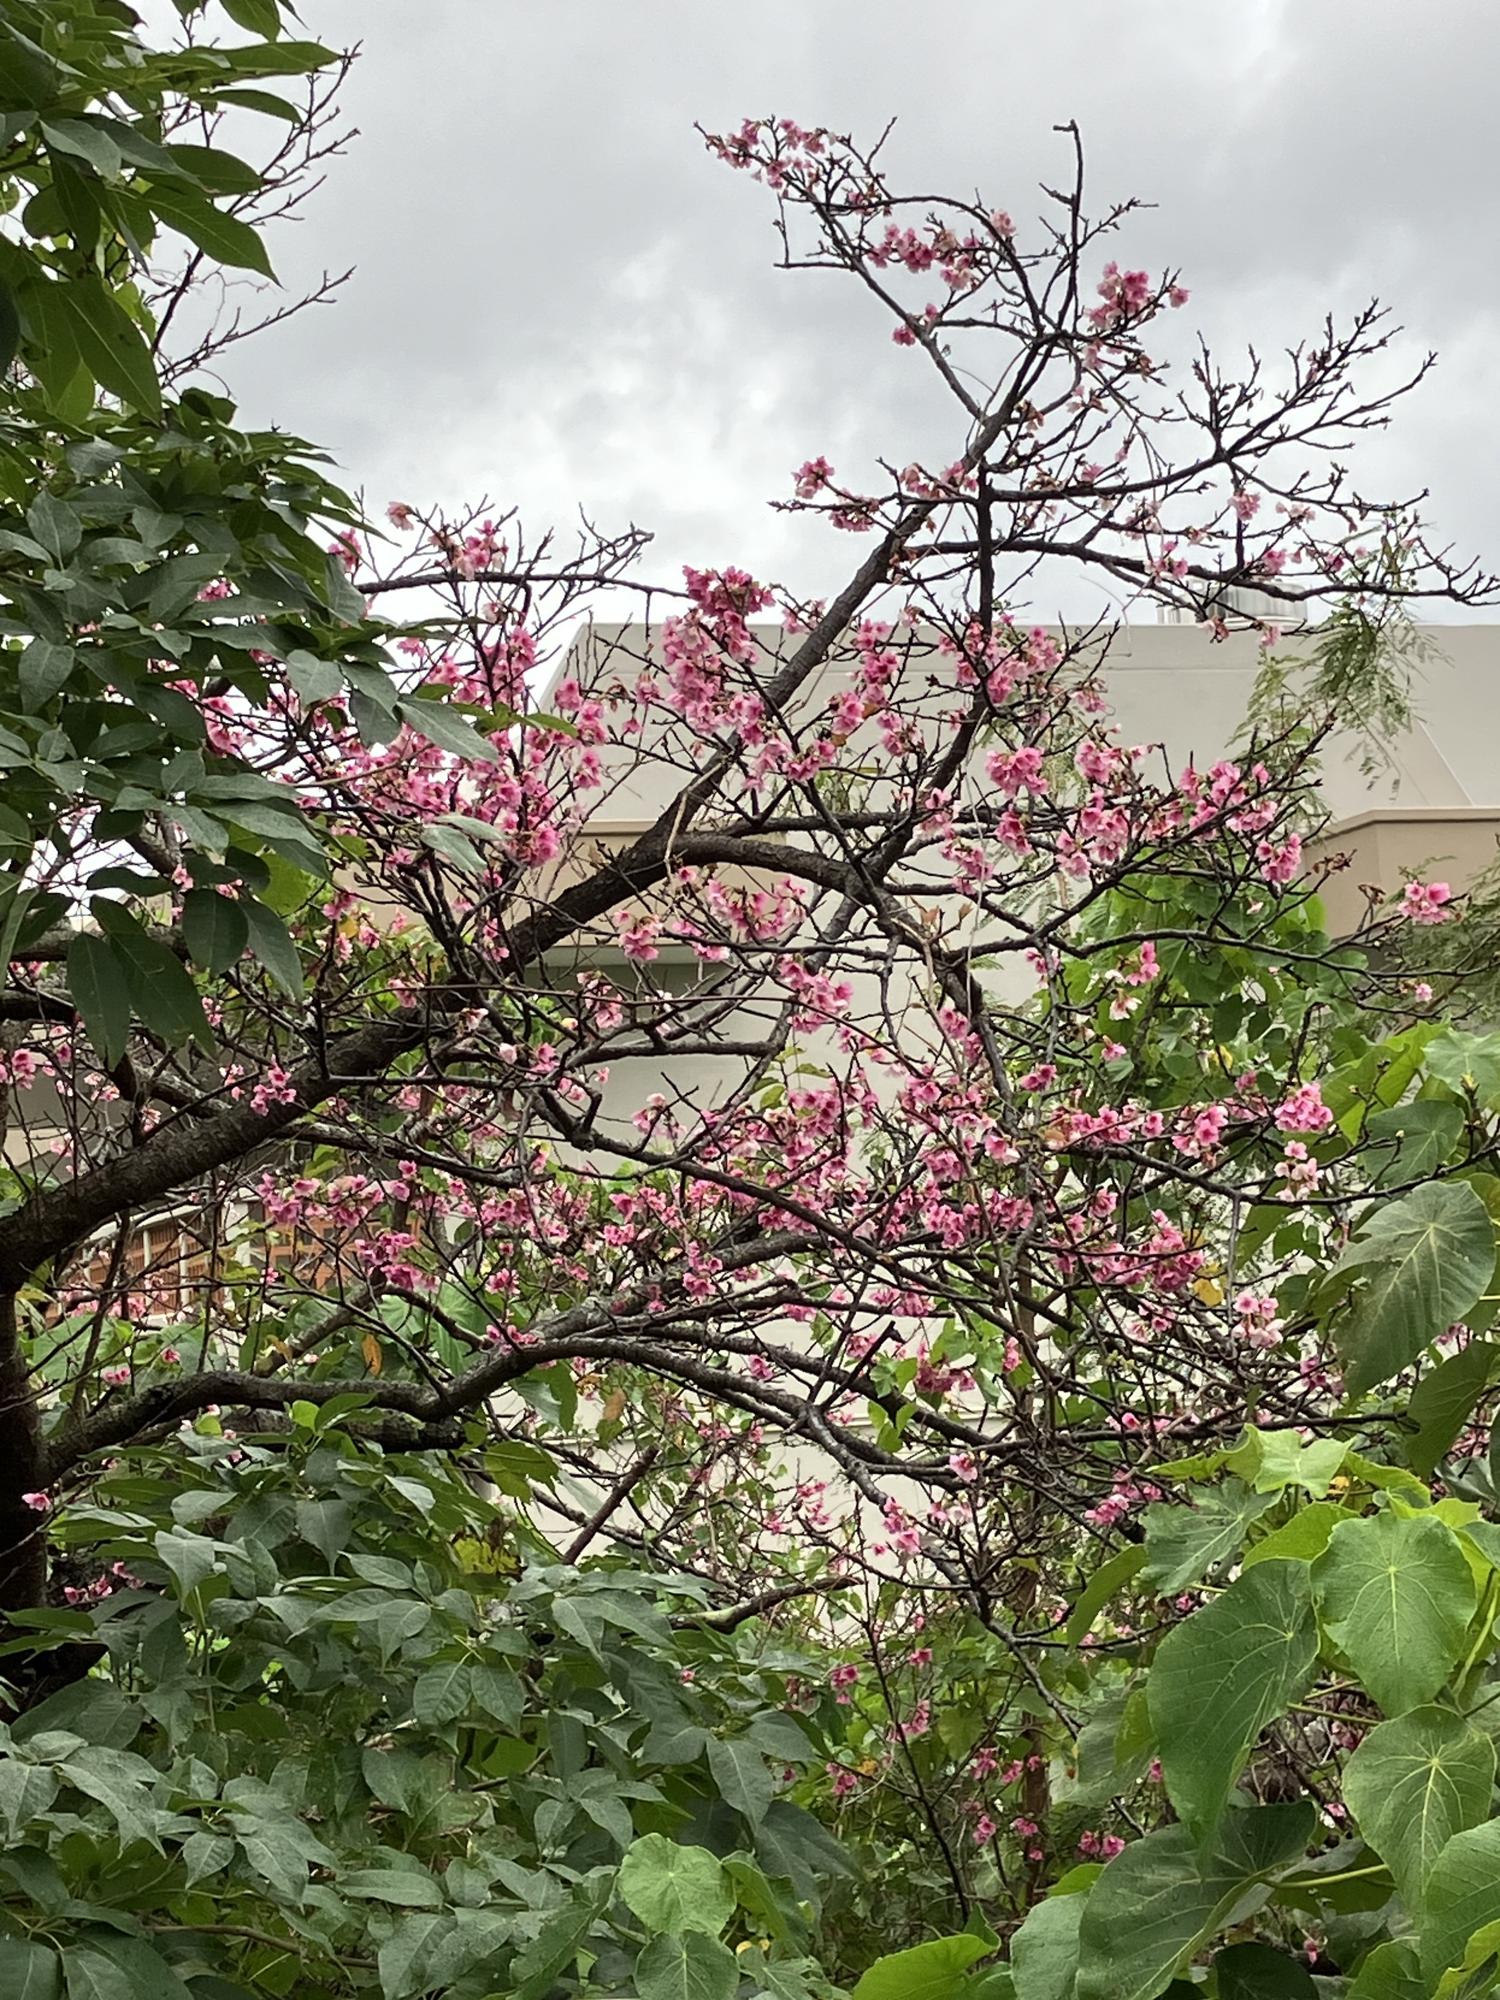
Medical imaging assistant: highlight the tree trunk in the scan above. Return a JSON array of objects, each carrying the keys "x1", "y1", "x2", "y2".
[{"x1": 0, "y1": 1291, "x2": 47, "y2": 1615}]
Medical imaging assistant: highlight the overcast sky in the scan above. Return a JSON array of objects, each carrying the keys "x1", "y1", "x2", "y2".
[{"x1": 217, "y1": 1, "x2": 1500, "y2": 625}]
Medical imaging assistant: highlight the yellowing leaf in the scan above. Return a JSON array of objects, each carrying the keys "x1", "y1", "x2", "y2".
[{"x1": 362, "y1": 1332, "x2": 384, "y2": 1376}]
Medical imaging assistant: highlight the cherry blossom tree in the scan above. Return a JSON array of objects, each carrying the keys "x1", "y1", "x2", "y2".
[
  {"x1": 4, "y1": 110, "x2": 1492, "y2": 1639},
  {"x1": 8, "y1": 22, "x2": 1500, "y2": 1988}
]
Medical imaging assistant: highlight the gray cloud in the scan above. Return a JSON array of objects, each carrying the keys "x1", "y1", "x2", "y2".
[{"x1": 219, "y1": 0, "x2": 1500, "y2": 619}]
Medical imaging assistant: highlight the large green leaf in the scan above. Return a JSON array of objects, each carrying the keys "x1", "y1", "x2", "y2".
[
  {"x1": 1065, "y1": 1544, "x2": 1147, "y2": 1647},
  {"x1": 635, "y1": 1932, "x2": 739, "y2": 2000},
  {"x1": 0, "y1": 1940, "x2": 60, "y2": 2000},
  {"x1": 1313, "y1": 1512, "x2": 1477, "y2": 1714},
  {"x1": 618, "y1": 1835, "x2": 734, "y2": 1937},
  {"x1": 850, "y1": 1934, "x2": 990, "y2": 2000},
  {"x1": 1214, "y1": 1941, "x2": 1316, "y2": 1997},
  {"x1": 706, "y1": 1735, "x2": 773, "y2": 1826},
  {"x1": 1344, "y1": 1706, "x2": 1495, "y2": 1909},
  {"x1": 410, "y1": 1661, "x2": 472, "y2": 1727},
  {"x1": 92, "y1": 903, "x2": 213, "y2": 1054},
  {"x1": 243, "y1": 896, "x2": 303, "y2": 997},
  {"x1": 18, "y1": 636, "x2": 74, "y2": 708},
  {"x1": 1140, "y1": 1480, "x2": 1274, "y2": 1594},
  {"x1": 1434, "y1": 1921, "x2": 1500, "y2": 1999},
  {"x1": 376, "y1": 1913, "x2": 458, "y2": 2000},
  {"x1": 508, "y1": 1875, "x2": 613, "y2": 1999},
  {"x1": 182, "y1": 885, "x2": 250, "y2": 974},
  {"x1": 1366, "y1": 1099, "x2": 1466, "y2": 1186},
  {"x1": 0, "y1": 277, "x2": 19, "y2": 376},
  {"x1": 1422, "y1": 1821, "x2": 1500, "y2": 1986},
  {"x1": 1352, "y1": 1944, "x2": 1432, "y2": 2000},
  {"x1": 60, "y1": 276, "x2": 161, "y2": 418},
  {"x1": 1347, "y1": 1941, "x2": 1426, "y2": 1998},
  {"x1": 1407, "y1": 1343, "x2": 1500, "y2": 1478},
  {"x1": 0, "y1": 1760, "x2": 59, "y2": 1839},
  {"x1": 64, "y1": 1936, "x2": 193, "y2": 2000},
  {"x1": 1010, "y1": 1892, "x2": 1083, "y2": 2000},
  {"x1": 1329, "y1": 1183, "x2": 1496, "y2": 1394},
  {"x1": 67, "y1": 929, "x2": 128, "y2": 1069},
  {"x1": 1229, "y1": 1429, "x2": 1350, "y2": 1498},
  {"x1": 1075, "y1": 1803, "x2": 1315, "y2": 2000},
  {"x1": 1147, "y1": 1562, "x2": 1319, "y2": 1838},
  {"x1": 396, "y1": 694, "x2": 501, "y2": 762},
  {"x1": 1426, "y1": 1030, "x2": 1500, "y2": 1109},
  {"x1": 1242, "y1": 1501, "x2": 1352, "y2": 1569},
  {"x1": 146, "y1": 182, "x2": 275, "y2": 276}
]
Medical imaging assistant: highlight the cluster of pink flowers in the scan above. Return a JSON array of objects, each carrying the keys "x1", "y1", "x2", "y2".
[
  {"x1": 1077, "y1": 1828, "x2": 1126, "y2": 1861},
  {"x1": 1401, "y1": 879, "x2": 1453, "y2": 924},
  {"x1": 1274, "y1": 1082, "x2": 1334, "y2": 1135},
  {"x1": 1234, "y1": 1290, "x2": 1285, "y2": 1351},
  {"x1": 1087, "y1": 260, "x2": 1188, "y2": 334}
]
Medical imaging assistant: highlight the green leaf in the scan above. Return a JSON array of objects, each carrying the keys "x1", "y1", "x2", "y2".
[
  {"x1": 65, "y1": 1936, "x2": 194, "y2": 2000},
  {"x1": 1423, "y1": 1822, "x2": 1500, "y2": 1985},
  {"x1": 468, "y1": 1662, "x2": 523, "y2": 1727},
  {"x1": 850, "y1": 1934, "x2": 990, "y2": 2000},
  {"x1": 162, "y1": 142, "x2": 262, "y2": 194},
  {"x1": 1428, "y1": 1029, "x2": 1500, "y2": 1108},
  {"x1": 1077, "y1": 1805, "x2": 1313, "y2": 2000},
  {"x1": 220, "y1": 0, "x2": 283, "y2": 33},
  {"x1": 154, "y1": 1528, "x2": 218, "y2": 1596},
  {"x1": 204, "y1": 85, "x2": 304, "y2": 122},
  {"x1": 618, "y1": 1834, "x2": 734, "y2": 1937},
  {"x1": 1242, "y1": 1501, "x2": 1352, "y2": 1568},
  {"x1": 1313, "y1": 1511, "x2": 1477, "y2": 1715},
  {"x1": 60, "y1": 1752, "x2": 160, "y2": 1853},
  {"x1": 1147, "y1": 1562, "x2": 1319, "y2": 1838},
  {"x1": 1348, "y1": 1940, "x2": 1426, "y2": 1999},
  {"x1": 242, "y1": 896, "x2": 303, "y2": 997},
  {"x1": 510, "y1": 1877, "x2": 612, "y2": 1998},
  {"x1": 0, "y1": 278, "x2": 20, "y2": 376},
  {"x1": 18, "y1": 637, "x2": 75, "y2": 709},
  {"x1": 92, "y1": 903, "x2": 213, "y2": 1054},
  {"x1": 284, "y1": 649, "x2": 342, "y2": 703},
  {"x1": 67, "y1": 930, "x2": 129, "y2": 1069},
  {"x1": 1408, "y1": 1343, "x2": 1500, "y2": 1478},
  {"x1": 1010, "y1": 1893, "x2": 1082, "y2": 2000},
  {"x1": 1215, "y1": 1942, "x2": 1316, "y2": 1996},
  {"x1": 635, "y1": 1932, "x2": 739, "y2": 2000},
  {"x1": 146, "y1": 183, "x2": 275, "y2": 277},
  {"x1": 411, "y1": 1660, "x2": 472, "y2": 1727},
  {"x1": 707, "y1": 1734, "x2": 774, "y2": 1827},
  {"x1": 340, "y1": 1866, "x2": 444, "y2": 1907},
  {"x1": 181, "y1": 1832, "x2": 234, "y2": 1885},
  {"x1": 375, "y1": 1913, "x2": 458, "y2": 2000},
  {"x1": 1227, "y1": 1428, "x2": 1350, "y2": 1499},
  {"x1": 0, "y1": 1761, "x2": 59, "y2": 1840},
  {"x1": 26, "y1": 491, "x2": 80, "y2": 563},
  {"x1": 398, "y1": 695, "x2": 501, "y2": 763},
  {"x1": 1435, "y1": 1921, "x2": 1500, "y2": 1999},
  {"x1": 0, "y1": 1939, "x2": 61, "y2": 2000},
  {"x1": 1330, "y1": 1182, "x2": 1496, "y2": 1394},
  {"x1": 41, "y1": 118, "x2": 121, "y2": 185},
  {"x1": 182, "y1": 886, "x2": 250, "y2": 974},
  {"x1": 1140, "y1": 1480, "x2": 1274, "y2": 1594},
  {"x1": 60, "y1": 278, "x2": 161, "y2": 418},
  {"x1": 1344, "y1": 1705, "x2": 1495, "y2": 1909},
  {"x1": 1366, "y1": 1098, "x2": 1466, "y2": 1186},
  {"x1": 1065, "y1": 1544, "x2": 1147, "y2": 1647},
  {"x1": 207, "y1": 38, "x2": 339, "y2": 76}
]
